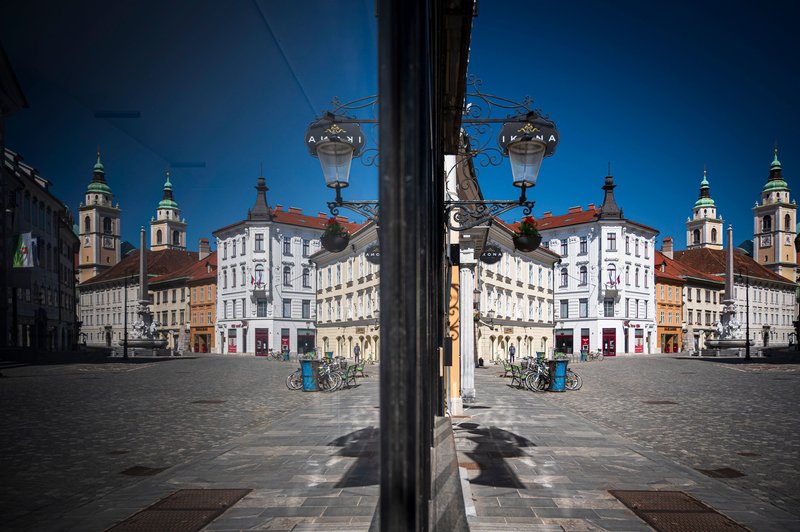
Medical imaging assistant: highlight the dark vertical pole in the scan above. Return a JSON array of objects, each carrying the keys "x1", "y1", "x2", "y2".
[
  {"x1": 0, "y1": 117, "x2": 8, "y2": 348},
  {"x1": 745, "y1": 273, "x2": 750, "y2": 359},
  {"x1": 123, "y1": 275, "x2": 128, "y2": 358},
  {"x1": 378, "y1": 0, "x2": 435, "y2": 530}
]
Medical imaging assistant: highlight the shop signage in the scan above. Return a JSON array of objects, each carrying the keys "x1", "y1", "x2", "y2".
[
  {"x1": 356, "y1": 327, "x2": 366, "y2": 334},
  {"x1": 305, "y1": 114, "x2": 365, "y2": 156},
  {"x1": 480, "y1": 244, "x2": 502, "y2": 264},
  {"x1": 498, "y1": 112, "x2": 559, "y2": 156},
  {"x1": 228, "y1": 321, "x2": 244, "y2": 329},
  {"x1": 504, "y1": 327, "x2": 513, "y2": 335},
  {"x1": 365, "y1": 243, "x2": 381, "y2": 265}
]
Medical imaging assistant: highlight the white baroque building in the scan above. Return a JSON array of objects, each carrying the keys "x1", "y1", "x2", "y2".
[
  {"x1": 310, "y1": 222, "x2": 379, "y2": 360},
  {"x1": 213, "y1": 176, "x2": 330, "y2": 355},
  {"x1": 535, "y1": 174, "x2": 659, "y2": 355}
]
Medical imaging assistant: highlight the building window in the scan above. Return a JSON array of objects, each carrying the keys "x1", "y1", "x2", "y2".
[
  {"x1": 302, "y1": 239, "x2": 310, "y2": 256},
  {"x1": 711, "y1": 228, "x2": 717, "y2": 243},
  {"x1": 241, "y1": 237, "x2": 246, "y2": 255},
  {"x1": 283, "y1": 299, "x2": 292, "y2": 318},
  {"x1": 302, "y1": 268, "x2": 310, "y2": 288},
  {"x1": 207, "y1": 311, "x2": 212, "y2": 324},
  {"x1": 171, "y1": 310, "x2": 177, "y2": 325},
  {"x1": 257, "y1": 298, "x2": 268, "y2": 317},
  {"x1": 283, "y1": 237, "x2": 292, "y2": 255},
  {"x1": 785, "y1": 214, "x2": 792, "y2": 231},
  {"x1": 156, "y1": 229, "x2": 163, "y2": 245},
  {"x1": 635, "y1": 239, "x2": 640, "y2": 257},
  {"x1": 561, "y1": 239, "x2": 568, "y2": 256},
  {"x1": 83, "y1": 215, "x2": 91, "y2": 233},
  {"x1": 231, "y1": 239, "x2": 237, "y2": 257},
  {"x1": 692, "y1": 229, "x2": 700, "y2": 244},
  {"x1": 635, "y1": 267, "x2": 640, "y2": 287},
  {"x1": 254, "y1": 264, "x2": 265, "y2": 287},
  {"x1": 179, "y1": 310, "x2": 185, "y2": 324},
  {"x1": 302, "y1": 299, "x2": 310, "y2": 319},
  {"x1": 232, "y1": 268, "x2": 237, "y2": 287},
  {"x1": 762, "y1": 215, "x2": 771, "y2": 231},
  {"x1": 604, "y1": 299, "x2": 614, "y2": 317},
  {"x1": 223, "y1": 270, "x2": 227, "y2": 288},
  {"x1": 223, "y1": 242, "x2": 228, "y2": 259},
  {"x1": 579, "y1": 236, "x2": 587, "y2": 254},
  {"x1": 579, "y1": 298, "x2": 588, "y2": 318},
  {"x1": 559, "y1": 300, "x2": 569, "y2": 319},
  {"x1": 255, "y1": 234, "x2": 264, "y2": 252},
  {"x1": 560, "y1": 268, "x2": 568, "y2": 287},
  {"x1": 687, "y1": 288, "x2": 692, "y2": 301},
  {"x1": 172, "y1": 289, "x2": 177, "y2": 303},
  {"x1": 283, "y1": 266, "x2": 292, "y2": 286},
  {"x1": 660, "y1": 311, "x2": 664, "y2": 324},
  {"x1": 579, "y1": 266, "x2": 587, "y2": 285},
  {"x1": 103, "y1": 217, "x2": 112, "y2": 234},
  {"x1": 608, "y1": 264, "x2": 617, "y2": 286},
  {"x1": 180, "y1": 288, "x2": 185, "y2": 302},
  {"x1": 173, "y1": 230, "x2": 180, "y2": 247},
  {"x1": 607, "y1": 233, "x2": 616, "y2": 251},
  {"x1": 644, "y1": 242, "x2": 649, "y2": 258},
  {"x1": 625, "y1": 236, "x2": 630, "y2": 254},
  {"x1": 705, "y1": 290, "x2": 710, "y2": 303}
]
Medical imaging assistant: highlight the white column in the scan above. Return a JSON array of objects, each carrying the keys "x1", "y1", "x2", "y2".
[{"x1": 459, "y1": 263, "x2": 476, "y2": 403}]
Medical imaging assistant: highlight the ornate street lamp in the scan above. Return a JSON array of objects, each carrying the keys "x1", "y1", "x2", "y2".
[{"x1": 304, "y1": 79, "x2": 560, "y2": 249}]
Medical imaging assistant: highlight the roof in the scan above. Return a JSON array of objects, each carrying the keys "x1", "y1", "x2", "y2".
[
  {"x1": 213, "y1": 206, "x2": 362, "y2": 236},
  {"x1": 513, "y1": 205, "x2": 659, "y2": 234},
  {"x1": 79, "y1": 248, "x2": 198, "y2": 287},
  {"x1": 492, "y1": 217, "x2": 561, "y2": 260},
  {"x1": 672, "y1": 247, "x2": 794, "y2": 285},
  {"x1": 654, "y1": 250, "x2": 722, "y2": 285},
  {"x1": 152, "y1": 251, "x2": 218, "y2": 285}
]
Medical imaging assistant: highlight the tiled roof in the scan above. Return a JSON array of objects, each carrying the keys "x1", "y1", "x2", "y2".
[
  {"x1": 79, "y1": 248, "x2": 198, "y2": 287},
  {"x1": 672, "y1": 247, "x2": 793, "y2": 285},
  {"x1": 213, "y1": 206, "x2": 363, "y2": 235},
  {"x1": 492, "y1": 218, "x2": 561, "y2": 260},
  {"x1": 150, "y1": 251, "x2": 219, "y2": 285},
  {"x1": 654, "y1": 250, "x2": 723, "y2": 285},
  {"x1": 510, "y1": 206, "x2": 659, "y2": 234}
]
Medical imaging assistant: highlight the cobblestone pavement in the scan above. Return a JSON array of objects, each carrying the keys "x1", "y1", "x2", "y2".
[
  {"x1": 539, "y1": 354, "x2": 800, "y2": 516},
  {"x1": 0, "y1": 355, "x2": 378, "y2": 531},
  {"x1": 459, "y1": 354, "x2": 799, "y2": 531}
]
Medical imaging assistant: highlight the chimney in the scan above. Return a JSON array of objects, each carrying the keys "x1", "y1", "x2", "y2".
[
  {"x1": 199, "y1": 238, "x2": 210, "y2": 260},
  {"x1": 662, "y1": 237, "x2": 673, "y2": 259},
  {"x1": 587, "y1": 203, "x2": 595, "y2": 211},
  {"x1": 288, "y1": 207, "x2": 302, "y2": 214},
  {"x1": 543, "y1": 211, "x2": 552, "y2": 218},
  {"x1": 567, "y1": 206, "x2": 582, "y2": 214}
]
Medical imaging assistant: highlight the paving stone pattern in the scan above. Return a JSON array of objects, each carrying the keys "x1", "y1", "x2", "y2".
[
  {"x1": 0, "y1": 356, "x2": 377, "y2": 531},
  {"x1": 459, "y1": 356, "x2": 800, "y2": 531}
]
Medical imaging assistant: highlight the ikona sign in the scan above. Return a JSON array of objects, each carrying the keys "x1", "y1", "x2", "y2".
[
  {"x1": 497, "y1": 112, "x2": 559, "y2": 157},
  {"x1": 365, "y1": 243, "x2": 381, "y2": 265},
  {"x1": 305, "y1": 113, "x2": 366, "y2": 157},
  {"x1": 480, "y1": 244, "x2": 502, "y2": 264}
]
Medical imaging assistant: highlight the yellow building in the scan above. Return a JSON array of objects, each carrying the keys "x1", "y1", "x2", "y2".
[
  {"x1": 654, "y1": 246, "x2": 684, "y2": 353},
  {"x1": 188, "y1": 244, "x2": 217, "y2": 353}
]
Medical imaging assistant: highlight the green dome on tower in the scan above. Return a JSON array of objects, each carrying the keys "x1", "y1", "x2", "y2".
[
  {"x1": 157, "y1": 171, "x2": 179, "y2": 209},
  {"x1": 693, "y1": 167, "x2": 716, "y2": 208},
  {"x1": 763, "y1": 147, "x2": 789, "y2": 193},
  {"x1": 86, "y1": 150, "x2": 112, "y2": 194}
]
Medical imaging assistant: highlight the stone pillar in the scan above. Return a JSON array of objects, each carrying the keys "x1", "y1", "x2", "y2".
[{"x1": 459, "y1": 262, "x2": 476, "y2": 403}]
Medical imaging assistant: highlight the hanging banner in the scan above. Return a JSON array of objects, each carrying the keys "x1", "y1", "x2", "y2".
[{"x1": 12, "y1": 233, "x2": 36, "y2": 268}]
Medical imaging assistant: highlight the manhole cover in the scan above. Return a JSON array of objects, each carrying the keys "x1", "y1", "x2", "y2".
[
  {"x1": 120, "y1": 466, "x2": 169, "y2": 477},
  {"x1": 737, "y1": 452, "x2": 760, "y2": 457},
  {"x1": 642, "y1": 401, "x2": 678, "y2": 405},
  {"x1": 108, "y1": 489, "x2": 251, "y2": 532},
  {"x1": 609, "y1": 490, "x2": 747, "y2": 532},
  {"x1": 695, "y1": 467, "x2": 745, "y2": 479},
  {"x1": 191, "y1": 400, "x2": 226, "y2": 404}
]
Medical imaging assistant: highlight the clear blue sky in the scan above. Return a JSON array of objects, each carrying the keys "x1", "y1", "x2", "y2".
[{"x1": 2, "y1": 1, "x2": 797, "y2": 250}]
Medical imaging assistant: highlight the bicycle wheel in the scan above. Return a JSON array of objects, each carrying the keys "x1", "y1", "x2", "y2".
[
  {"x1": 525, "y1": 371, "x2": 546, "y2": 392},
  {"x1": 286, "y1": 370, "x2": 302, "y2": 390},
  {"x1": 565, "y1": 370, "x2": 582, "y2": 391}
]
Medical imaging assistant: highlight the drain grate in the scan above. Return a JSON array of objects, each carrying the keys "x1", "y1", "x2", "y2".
[
  {"x1": 736, "y1": 452, "x2": 760, "y2": 457},
  {"x1": 108, "y1": 488, "x2": 251, "y2": 532},
  {"x1": 609, "y1": 490, "x2": 748, "y2": 531},
  {"x1": 642, "y1": 400, "x2": 678, "y2": 405},
  {"x1": 120, "y1": 466, "x2": 169, "y2": 477},
  {"x1": 107, "y1": 450, "x2": 129, "y2": 456},
  {"x1": 191, "y1": 399, "x2": 226, "y2": 404},
  {"x1": 695, "y1": 467, "x2": 745, "y2": 479}
]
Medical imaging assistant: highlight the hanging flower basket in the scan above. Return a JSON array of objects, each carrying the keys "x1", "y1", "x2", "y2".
[
  {"x1": 321, "y1": 233, "x2": 349, "y2": 252},
  {"x1": 513, "y1": 233, "x2": 541, "y2": 252},
  {"x1": 514, "y1": 216, "x2": 541, "y2": 252}
]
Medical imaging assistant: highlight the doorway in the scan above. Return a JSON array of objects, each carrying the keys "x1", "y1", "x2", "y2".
[
  {"x1": 602, "y1": 328, "x2": 616, "y2": 356},
  {"x1": 255, "y1": 328, "x2": 269, "y2": 356}
]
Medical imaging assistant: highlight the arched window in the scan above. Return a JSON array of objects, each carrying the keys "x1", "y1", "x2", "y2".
[
  {"x1": 241, "y1": 265, "x2": 246, "y2": 286},
  {"x1": 711, "y1": 228, "x2": 717, "y2": 243},
  {"x1": 84, "y1": 216, "x2": 91, "y2": 233},
  {"x1": 103, "y1": 217, "x2": 112, "y2": 234},
  {"x1": 223, "y1": 270, "x2": 228, "y2": 288},
  {"x1": 625, "y1": 265, "x2": 630, "y2": 285},
  {"x1": 172, "y1": 230, "x2": 180, "y2": 246},
  {"x1": 786, "y1": 214, "x2": 792, "y2": 231},
  {"x1": 254, "y1": 264, "x2": 264, "y2": 286},
  {"x1": 156, "y1": 229, "x2": 163, "y2": 244},
  {"x1": 283, "y1": 266, "x2": 292, "y2": 286},
  {"x1": 232, "y1": 268, "x2": 237, "y2": 287},
  {"x1": 762, "y1": 215, "x2": 772, "y2": 231},
  {"x1": 635, "y1": 267, "x2": 640, "y2": 287},
  {"x1": 560, "y1": 268, "x2": 568, "y2": 287},
  {"x1": 692, "y1": 229, "x2": 700, "y2": 244},
  {"x1": 579, "y1": 266, "x2": 587, "y2": 285},
  {"x1": 608, "y1": 264, "x2": 617, "y2": 286},
  {"x1": 302, "y1": 268, "x2": 310, "y2": 287}
]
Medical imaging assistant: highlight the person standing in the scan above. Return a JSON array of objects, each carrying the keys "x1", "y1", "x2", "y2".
[
  {"x1": 508, "y1": 343, "x2": 516, "y2": 364},
  {"x1": 354, "y1": 343, "x2": 361, "y2": 364}
]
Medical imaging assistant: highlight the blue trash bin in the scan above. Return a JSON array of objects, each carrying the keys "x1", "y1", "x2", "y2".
[
  {"x1": 580, "y1": 348, "x2": 587, "y2": 362},
  {"x1": 300, "y1": 359, "x2": 320, "y2": 391},
  {"x1": 548, "y1": 359, "x2": 568, "y2": 392},
  {"x1": 284, "y1": 351, "x2": 290, "y2": 361}
]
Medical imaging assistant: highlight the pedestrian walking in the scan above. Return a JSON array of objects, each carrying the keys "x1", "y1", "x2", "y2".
[
  {"x1": 508, "y1": 343, "x2": 516, "y2": 364},
  {"x1": 354, "y1": 344, "x2": 361, "y2": 364}
]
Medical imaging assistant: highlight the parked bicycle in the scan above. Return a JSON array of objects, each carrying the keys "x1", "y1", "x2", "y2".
[{"x1": 520, "y1": 359, "x2": 582, "y2": 392}]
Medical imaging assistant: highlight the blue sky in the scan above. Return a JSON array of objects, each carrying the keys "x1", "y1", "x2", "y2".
[{"x1": 2, "y1": 1, "x2": 797, "y2": 250}]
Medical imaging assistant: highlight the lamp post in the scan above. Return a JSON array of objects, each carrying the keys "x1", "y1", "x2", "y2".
[
  {"x1": 736, "y1": 268, "x2": 751, "y2": 360},
  {"x1": 122, "y1": 273, "x2": 136, "y2": 359}
]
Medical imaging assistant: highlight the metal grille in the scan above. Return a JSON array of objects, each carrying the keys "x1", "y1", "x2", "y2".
[
  {"x1": 119, "y1": 466, "x2": 168, "y2": 477},
  {"x1": 108, "y1": 489, "x2": 251, "y2": 532},
  {"x1": 642, "y1": 400, "x2": 678, "y2": 405},
  {"x1": 695, "y1": 467, "x2": 745, "y2": 479},
  {"x1": 191, "y1": 399, "x2": 226, "y2": 404},
  {"x1": 609, "y1": 490, "x2": 748, "y2": 532}
]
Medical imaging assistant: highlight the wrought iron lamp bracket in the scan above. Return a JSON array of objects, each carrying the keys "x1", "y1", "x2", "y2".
[
  {"x1": 328, "y1": 187, "x2": 380, "y2": 224},
  {"x1": 444, "y1": 197, "x2": 534, "y2": 232}
]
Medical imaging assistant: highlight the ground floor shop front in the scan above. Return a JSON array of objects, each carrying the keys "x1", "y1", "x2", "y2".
[
  {"x1": 554, "y1": 319, "x2": 656, "y2": 356},
  {"x1": 475, "y1": 324, "x2": 552, "y2": 363},
  {"x1": 216, "y1": 320, "x2": 316, "y2": 357}
]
